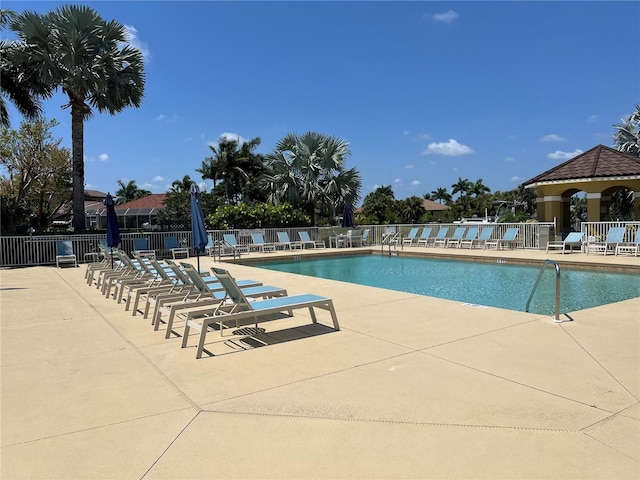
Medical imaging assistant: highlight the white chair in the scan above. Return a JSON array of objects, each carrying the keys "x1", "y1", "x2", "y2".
[{"x1": 56, "y1": 241, "x2": 77, "y2": 268}]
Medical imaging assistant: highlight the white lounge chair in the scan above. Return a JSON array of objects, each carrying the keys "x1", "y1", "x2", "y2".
[
  {"x1": 416, "y1": 227, "x2": 433, "y2": 247},
  {"x1": 298, "y1": 231, "x2": 325, "y2": 249},
  {"x1": 222, "y1": 233, "x2": 249, "y2": 254},
  {"x1": 182, "y1": 267, "x2": 340, "y2": 359},
  {"x1": 461, "y1": 226, "x2": 494, "y2": 249},
  {"x1": 484, "y1": 227, "x2": 520, "y2": 250},
  {"x1": 56, "y1": 241, "x2": 77, "y2": 268},
  {"x1": 444, "y1": 227, "x2": 466, "y2": 248},
  {"x1": 402, "y1": 227, "x2": 420, "y2": 246},
  {"x1": 250, "y1": 233, "x2": 276, "y2": 253},
  {"x1": 132, "y1": 238, "x2": 156, "y2": 259},
  {"x1": 164, "y1": 236, "x2": 190, "y2": 259},
  {"x1": 456, "y1": 227, "x2": 478, "y2": 249},
  {"x1": 546, "y1": 232, "x2": 584, "y2": 254},
  {"x1": 276, "y1": 232, "x2": 302, "y2": 250},
  {"x1": 615, "y1": 229, "x2": 640, "y2": 256},
  {"x1": 429, "y1": 227, "x2": 449, "y2": 247},
  {"x1": 586, "y1": 227, "x2": 626, "y2": 255}
]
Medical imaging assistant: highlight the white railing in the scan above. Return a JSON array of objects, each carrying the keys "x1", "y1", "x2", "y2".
[{"x1": 3, "y1": 222, "x2": 636, "y2": 267}]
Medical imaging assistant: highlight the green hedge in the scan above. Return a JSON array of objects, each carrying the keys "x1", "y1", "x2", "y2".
[{"x1": 206, "y1": 203, "x2": 310, "y2": 229}]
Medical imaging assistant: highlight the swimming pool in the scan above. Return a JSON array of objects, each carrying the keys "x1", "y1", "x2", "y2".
[{"x1": 255, "y1": 255, "x2": 640, "y2": 314}]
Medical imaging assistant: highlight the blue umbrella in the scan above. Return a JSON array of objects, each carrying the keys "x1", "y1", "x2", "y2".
[
  {"x1": 104, "y1": 193, "x2": 120, "y2": 268},
  {"x1": 342, "y1": 203, "x2": 355, "y2": 228},
  {"x1": 190, "y1": 183, "x2": 208, "y2": 272}
]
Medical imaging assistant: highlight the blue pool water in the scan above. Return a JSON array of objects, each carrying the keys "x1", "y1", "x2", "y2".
[{"x1": 255, "y1": 255, "x2": 640, "y2": 314}]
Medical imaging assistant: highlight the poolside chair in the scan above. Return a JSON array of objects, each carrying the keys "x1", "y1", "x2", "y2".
[
  {"x1": 586, "y1": 227, "x2": 626, "y2": 255},
  {"x1": 456, "y1": 227, "x2": 478, "y2": 249},
  {"x1": 415, "y1": 227, "x2": 433, "y2": 247},
  {"x1": 132, "y1": 238, "x2": 156, "y2": 259},
  {"x1": 298, "y1": 231, "x2": 325, "y2": 249},
  {"x1": 484, "y1": 227, "x2": 520, "y2": 250},
  {"x1": 152, "y1": 263, "x2": 288, "y2": 339},
  {"x1": 164, "y1": 236, "x2": 190, "y2": 259},
  {"x1": 222, "y1": 233, "x2": 249, "y2": 254},
  {"x1": 347, "y1": 230, "x2": 363, "y2": 247},
  {"x1": 444, "y1": 227, "x2": 466, "y2": 248},
  {"x1": 56, "y1": 241, "x2": 77, "y2": 268},
  {"x1": 182, "y1": 267, "x2": 340, "y2": 358},
  {"x1": 361, "y1": 229, "x2": 371, "y2": 246},
  {"x1": 205, "y1": 234, "x2": 216, "y2": 256},
  {"x1": 402, "y1": 227, "x2": 420, "y2": 246},
  {"x1": 276, "y1": 232, "x2": 302, "y2": 250},
  {"x1": 461, "y1": 226, "x2": 494, "y2": 249},
  {"x1": 429, "y1": 227, "x2": 449, "y2": 247},
  {"x1": 250, "y1": 233, "x2": 276, "y2": 253},
  {"x1": 546, "y1": 231, "x2": 585, "y2": 254},
  {"x1": 615, "y1": 228, "x2": 640, "y2": 256}
]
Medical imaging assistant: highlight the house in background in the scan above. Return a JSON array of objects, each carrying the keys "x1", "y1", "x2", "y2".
[
  {"x1": 422, "y1": 198, "x2": 450, "y2": 221},
  {"x1": 85, "y1": 193, "x2": 166, "y2": 230}
]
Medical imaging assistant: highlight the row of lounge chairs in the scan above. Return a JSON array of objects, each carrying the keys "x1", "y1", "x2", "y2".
[
  {"x1": 84, "y1": 250, "x2": 339, "y2": 359},
  {"x1": 214, "y1": 231, "x2": 326, "y2": 255},
  {"x1": 394, "y1": 226, "x2": 522, "y2": 250},
  {"x1": 546, "y1": 227, "x2": 640, "y2": 255}
]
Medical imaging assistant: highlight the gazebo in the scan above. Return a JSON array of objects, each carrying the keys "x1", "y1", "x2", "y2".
[{"x1": 523, "y1": 145, "x2": 640, "y2": 232}]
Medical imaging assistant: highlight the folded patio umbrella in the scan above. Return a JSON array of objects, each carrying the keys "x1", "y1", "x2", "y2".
[
  {"x1": 342, "y1": 203, "x2": 355, "y2": 228},
  {"x1": 105, "y1": 193, "x2": 120, "y2": 269},
  {"x1": 190, "y1": 183, "x2": 208, "y2": 272}
]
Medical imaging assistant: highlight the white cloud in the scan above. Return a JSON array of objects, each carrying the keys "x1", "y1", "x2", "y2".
[
  {"x1": 422, "y1": 139, "x2": 474, "y2": 156},
  {"x1": 403, "y1": 130, "x2": 410, "y2": 136},
  {"x1": 393, "y1": 178, "x2": 402, "y2": 185},
  {"x1": 124, "y1": 25, "x2": 150, "y2": 63},
  {"x1": 504, "y1": 156, "x2": 515, "y2": 162},
  {"x1": 219, "y1": 132, "x2": 247, "y2": 144},
  {"x1": 151, "y1": 176, "x2": 165, "y2": 182},
  {"x1": 547, "y1": 149, "x2": 583, "y2": 160},
  {"x1": 155, "y1": 114, "x2": 166, "y2": 121},
  {"x1": 405, "y1": 164, "x2": 415, "y2": 169},
  {"x1": 417, "y1": 133, "x2": 432, "y2": 140},
  {"x1": 142, "y1": 182, "x2": 153, "y2": 188},
  {"x1": 511, "y1": 176, "x2": 522, "y2": 182},
  {"x1": 410, "y1": 180, "x2": 421, "y2": 186},
  {"x1": 98, "y1": 153, "x2": 109, "y2": 162},
  {"x1": 586, "y1": 115, "x2": 598, "y2": 123},
  {"x1": 540, "y1": 134, "x2": 565, "y2": 142},
  {"x1": 426, "y1": 10, "x2": 459, "y2": 23}
]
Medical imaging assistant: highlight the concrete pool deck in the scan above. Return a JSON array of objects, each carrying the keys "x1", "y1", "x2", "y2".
[{"x1": 1, "y1": 246, "x2": 638, "y2": 479}]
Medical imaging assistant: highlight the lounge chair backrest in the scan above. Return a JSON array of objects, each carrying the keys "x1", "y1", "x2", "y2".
[
  {"x1": 419, "y1": 228, "x2": 432, "y2": 239},
  {"x1": 166, "y1": 262, "x2": 192, "y2": 285},
  {"x1": 362, "y1": 229, "x2": 370, "y2": 241},
  {"x1": 563, "y1": 232, "x2": 584, "y2": 243},
  {"x1": 503, "y1": 228, "x2": 519, "y2": 241},
  {"x1": 277, "y1": 232, "x2": 290, "y2": 243},
  {"x1": 435, "y1": 227, "x2": 448, "y2": 238},
  {"x1": 99, "y1": 239, "x2": 109, "y2": 249},
  {"x1": 56, "y1": 241, "x2": 74, "y2": 256},
  {"x1": 149, "y1": 259, "x2": 174, "y2": 281},
  {"x1": 133, "y1": 238, "x2": 149, "y2": 250},
  {"x1": 606, "y1": 227, "x2": 626, "y2": 243},
  {"x1": 451, "y1": 227, "x2": 466, "y2": 239},
  {"x1": 206, "y1": 234, "x2": 215, "y2": 248},
  {"x1": 212, "y1": 267, "x2": 253, "y2": 312},
  {"x1": 478, "y1": 227, "x2": 494, "y2": 240},
  {"x1": 164, "y1": 236, "x2": 180, "y2": 249},
  {"x1": 180, "y1": 264, "x2": 210, "y2": 293},
  {"x1": 464, "y1": 227, "x2": 478, "y2": 240},
  {"x1": 251, "y1": 233, "x2": 266, "y2": 244},
  {"x1": 299, "y1": 231, "x2": 312, "y2": 242},
  {"x1": 223, "y1": 234, "x2": 239, "y2": 246},
  {"x1": 406, "y1": 227, "x2": 419, "y2": 239}
]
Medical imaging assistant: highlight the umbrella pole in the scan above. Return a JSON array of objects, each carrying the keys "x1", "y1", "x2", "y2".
[
  {"x1": 197, "y1": 251, "x2": 200, "y2": 272},
  {"x1": 110, "y1": 247, "x2": 114, "y2": 269}
]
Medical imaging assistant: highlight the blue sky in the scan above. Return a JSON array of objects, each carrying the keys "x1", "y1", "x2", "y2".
[{"x1": 4, "y1": 1, "x2": 639, "y2": 204}]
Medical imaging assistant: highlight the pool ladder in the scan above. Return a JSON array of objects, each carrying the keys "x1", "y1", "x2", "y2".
[
  {"x1": 381, "y1": 233, "x2": 400, "y2": 256},
  {"x1": 525, "y1": 259, "x2": 568, "y2": 323}
]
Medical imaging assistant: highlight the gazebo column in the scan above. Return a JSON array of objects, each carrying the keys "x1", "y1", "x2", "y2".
[
  {"x1": 634, "y1": 192, "x2": 640, "y2": 220},
  {"x1": 560, "y1": 197, "x2": 572, "y2": 233},
  {"x1": 537, "y1": 195, "x2": 562, "y2": 224},
  {"x1": 586, "y1": 193, "x2": 602, "y2": 221}
]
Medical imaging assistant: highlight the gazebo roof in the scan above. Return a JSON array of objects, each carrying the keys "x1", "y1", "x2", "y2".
[{"x1": 524, "y1": 144, "x2": 640, "y2": 186}]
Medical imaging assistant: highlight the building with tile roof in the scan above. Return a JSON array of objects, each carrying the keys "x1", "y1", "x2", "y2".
[
  {"x1": 85, "y1": 194, "x2": 166, "y2": 230},
  {"x1": 523, "y1": 145, "x2": 640, "y2": 230}
]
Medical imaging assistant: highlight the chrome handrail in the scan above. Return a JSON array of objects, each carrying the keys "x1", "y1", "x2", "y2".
[{"x1": 526, "y1": 259, "x2": 563, "y2": 322}]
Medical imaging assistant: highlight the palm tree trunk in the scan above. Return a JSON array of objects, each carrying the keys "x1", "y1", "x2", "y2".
[{"x1": 71, "y1": 104, "x2": 85, "y2": 231}]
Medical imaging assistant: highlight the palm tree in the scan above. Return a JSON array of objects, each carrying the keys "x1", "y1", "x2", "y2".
[
  {"x1": 0, "y1": 9, "x2": 45, "y2": 127},
  {"x1": 115, "y1": 180, "x2": 151, "y2": 205},
  {"x1": 10, "y1": 5, "x2": 145, "y2": 231},
  {"x1": 262, "y1": 132, "x2": 361, "y2": 225},
  {"x1": 198, "y1": 136, "x2": 260, "y2": 204},
  {"x1": 430, "y1": 187, "x2": 452, "y2": 204},
  {"x1": 613, "y1": 104, "x2": 640, "y2": 156},
  {"x1": 170, "y1": 175, "x2": 193, "y2": 194},
  {"x1": 451, "y1": 177, "x2": 472, "y2": 199}
]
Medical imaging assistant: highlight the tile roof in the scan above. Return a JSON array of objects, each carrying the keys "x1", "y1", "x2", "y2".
[
  {"x1": 115, "y1": 194, "x2": 166, "y2": 210},
  {"x1": 423, "y1": 198, "x2": 449, "y2": 211},
  {"x1": 524, "y1": 145, "x2": 640, "y2": 185}
]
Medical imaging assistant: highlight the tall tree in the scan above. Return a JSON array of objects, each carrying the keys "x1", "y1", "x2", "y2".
[
  {"x1": 10, "y1": 5, "x2": 145, "y2": 231},
  {"x1": 262, "y1": 132, "x2": 361, "y2": 225},
  {"x1": 0, "y1": 118, "x2": 71, "y2": 232},
  {"x1": 361, "y1": 185, "x2": 396, "y2": 224},
  {"x1": 430, "y1": 187, "x2": 452, "y2": 204},
  {"x1": 398, "y1": 195, "x2": 426, "y2": 224},
  {"x1": 197, "y1": 136, "x2": 261, "y2": 205},
  {"x1": 170, "y1": 175, "x2": 193, "y2": 194},
  {"x1": 613, "y1": 104, "x2": 640, "y2": 156},
  {"x1": 0, "y1": 9, "x2": 45, "y2": 127},
  {"x1": 451, "y1": 177, "x2": 472, "y2": 198},
  {"x1": 115, "y1": 179, "x2": 151, "y2": 205}
]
